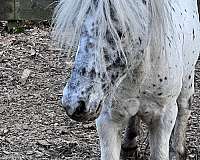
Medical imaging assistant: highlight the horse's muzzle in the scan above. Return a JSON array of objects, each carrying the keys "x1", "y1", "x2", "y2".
[{"x1": 63, "y1": 100, "x2": 102, "y2": 122}]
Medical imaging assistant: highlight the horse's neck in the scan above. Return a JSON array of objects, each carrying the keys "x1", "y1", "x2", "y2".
[{"x1": 126, "y1": 0, "x2": 175, "y2": 80}]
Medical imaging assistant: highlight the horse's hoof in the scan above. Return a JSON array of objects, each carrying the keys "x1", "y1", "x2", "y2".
[
  {"x1": 169, "y1": 149, "x2": 187, "y2": 160},
  {"x1": 169, "y1": 151, "x2": 176, "y2": 160},
  {"x1": 120, "y1": 146, "x2": 138, "y2": 160},
  {"x1": 177, "y1": 151, "x2": 187, "y2": 160}
]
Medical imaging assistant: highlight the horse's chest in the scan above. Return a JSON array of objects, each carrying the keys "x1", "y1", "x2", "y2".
[{"x1": 143, "y1": 64, "x2": 182, "y2": 94}]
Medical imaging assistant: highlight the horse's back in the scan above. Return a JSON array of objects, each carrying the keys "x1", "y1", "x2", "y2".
[
  {"x1": 136, "y1": 0, "x2": 200, "y2": 102},
  {"x1": 179, "y1": 0, "x2": 200, "y2": 96},
  {"x1": 181, "y1": 0, "x2": 200, "y2": 68}
]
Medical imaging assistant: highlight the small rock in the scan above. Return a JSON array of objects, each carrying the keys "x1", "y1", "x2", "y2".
[
  {"x1": 46, "y1": 130, "x2": 52, "y2": 134},
  {"x1": 0, "y1": 128, "x2": 9, "y2": 136},
  {"x1": 83, "y1": 123, "x2": 96, "y2": 130},
  {"x1": 59, "y1": 126, "x2": 69, "y2": 135},
  {"x1": 0, "y1": 51, "x2": 3, "y2": 57},
  {"x1": 3, "y1": 150, "x2": 10, "y2": 155},
  {"x1": 48, "y1": 47, "x2": 63, "y2": 51},
  {"x1": 23, "y1": 124, "x2": 29, "y2": 130},
  {"x1": 7, "y1": 94, "x2": 12, "y2": 101},
  {"x1": 0, "y1": 107, "x2": 5, "y2": 114},
  {"x1": 26, "y1": 151, "x2": 34, "y2": 155},
  {"x1": 3, "y1": 129, "x2": 9, "y2": 134},
  {"x1": 37, "y1": 140, "x2": 51, "y2": 147},
  {"x1": 21, "y1": 69, "x2": 31, "y2": 85},
  {"x1": 5, "y1": 138, "x2": 12, "y2": 144},
  {"x1": 35, "y1": 151, "x2": 44, "y2": 157},
  {"x1": 188, "y1": 154, "x2": 196, "y2": 158},
  {"x1": 30, "y1": 48, "x2": 36, "y2": 57},
  {"x1": 68, "y1": 142, "x2": 78, "y2": 148}
]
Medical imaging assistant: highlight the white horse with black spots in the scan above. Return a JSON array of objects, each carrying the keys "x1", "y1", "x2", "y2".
[{"x1": 52, "y1": 0, "x2": 200, "y2": 160}]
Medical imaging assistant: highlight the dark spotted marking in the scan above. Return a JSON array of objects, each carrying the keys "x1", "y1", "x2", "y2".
[
  {"x1": 139, "y1": 37, "x2": 142, "y2": 45},
  {"x1": 193, "y1": 29, "x2": 195, "y2": 40},
  {"x1": 102, "y1": 72, "x2": 106, "y2": 79},
  {"x1": 179, "y1": 24, "x2": 182, "y2": 29},
  {"x1": 188, "y1": 75, "x2": 191, "y2": 79},
  {"x1": 168, "y1": 2, "x2": 175, "y2": 12},
  {"x1": 159, "y1": 78, "x2": 163, "y2": 82},
  {"x1": 103, "y1": 48, "x2": 110, "y2": 61},
  {"x1": 110, "y1": 4, "x2": 118, "y2": 22},
  {"x1": 157, "y1": 93, "x2": 163, "y2": 96},
  {"x1": 164, "y1": 77, "x2": 167, "y2": 80},
  {"x1": 90, "y1": 67, "x2": 96, "y2": 79},
  {"x1": 153, "y1": 84, "x2": 156, "y2": 87},
  {"x1": 115, "y1": 72, "x2": 119, "y2": 78},
  {"x1": 117, "y1": 30, "x2": 123, "y2": 38},
  {"x1": 188, "y1": 96, "x2": 193, "y2": 109},
  {"x1": 81, "y1": 26, "x2": 89, "y2": 36},
  {"x1": 111, "y1": 74, "x2": 115, "y2": 84},
  {"x1": 86, "y1": 86, "x2": 93, "y2": 92},
  {"x1": 106, "y1": 30, "x2": 115, "y2": 46},
  {"x1": 102, "y1": 83, "x2": 106, "y2": 89},
  {"x1": 85, "y1": 42, "x2": 89, "y2": 53},
  {"x1": 104, "y1": 54, "x2": 110, "y2": 62},
  {"x1": 98, "y1": 72, "x2": 101, "y2": 78},
  {"x1": 80, "y1": 67, "x2": 86, "y2": 76},
  {"x1": 142, "y1": 91, "x2": 146, "y2": 95},
  {"x1": 106, "y1": 64, "x2": 112, "y2": 71},
  {"x1": 69, "y1": 82, "x2": 76, "y2": 90},
  {"x1": 111, "y1": 71, "x2": 120, "y2": 84},
  {"x1": 87, "y1": 42, "x2": 95, "y2": 49},
  {"x1": 112, "y1": 56, "x2": 126, "y2": 68},
  {"x1": 103, "y1": 85, "x2": 109, "y2": 92},
  {"x1": 142, "y1": 0, "x2": 147, "y2": 5},
  {"x1": 140, "y1": 50, "x2": 144, "y2": 55}
]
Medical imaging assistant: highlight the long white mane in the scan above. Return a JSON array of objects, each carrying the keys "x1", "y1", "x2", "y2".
[{"x1": 52, "y1": 0, "x2": 170, "y2": 63}]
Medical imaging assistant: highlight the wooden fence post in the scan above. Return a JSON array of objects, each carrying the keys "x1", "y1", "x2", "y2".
[
  {"x1": 0, "y1": 0, "x2": 15, "y2": 20},
  {"x1": 0, "y1": 0, "x2": 57, "y2": 20},
  {"x1": 15, "y1": 0, "x2": 56, "y2": 20}
]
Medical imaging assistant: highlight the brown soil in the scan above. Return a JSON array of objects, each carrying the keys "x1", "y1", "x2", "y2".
[{"x1": 0, "y1": 26, "x2": 199, "y2": 160}]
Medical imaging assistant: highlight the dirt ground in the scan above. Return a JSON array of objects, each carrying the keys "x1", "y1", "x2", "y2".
[{"x1": 0, "y1": 26, "x2": 200, "y2": 160}]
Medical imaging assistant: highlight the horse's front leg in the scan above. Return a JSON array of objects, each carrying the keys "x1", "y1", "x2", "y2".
[
  {"x1": 96, "y1": 111, "x2": 124, "y2": 160},
  {"x1": 145, "y1": 101, "x2": 178, "y2": 160}
]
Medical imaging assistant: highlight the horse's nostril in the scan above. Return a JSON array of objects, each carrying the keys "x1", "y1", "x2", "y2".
[{"x1": 74, "y1": 100, "x2": 86, "y2": 115}]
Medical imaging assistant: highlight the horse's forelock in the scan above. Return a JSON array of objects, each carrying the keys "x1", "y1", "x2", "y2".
[{"x1": 52, "y1": 0, "x2": 171, "y2": 66}]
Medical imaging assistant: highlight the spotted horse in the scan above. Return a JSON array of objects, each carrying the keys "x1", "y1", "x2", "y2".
[{"x1": 52, "y1": 0, "x2": 200, "y2": 160}]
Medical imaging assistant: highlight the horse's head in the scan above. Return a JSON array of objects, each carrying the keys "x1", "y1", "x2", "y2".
[
  {"x1": 62, "y1": 17, "x2": 128, "y2": 121},
  {"x1": 53, "y1": 0, "x2": 149, "y2": 121},
  {"x1": 62, "y1": 56, "x2": 107, "y2": 121}
]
